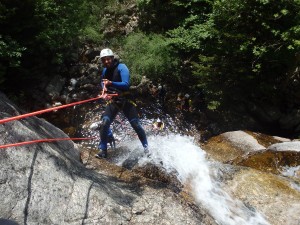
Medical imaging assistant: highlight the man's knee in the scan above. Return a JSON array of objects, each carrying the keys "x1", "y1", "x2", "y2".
[
  {"x1": 130, "y1": 119, "x2": 145, "y2": 133},
  {"x1": 130, "y1": 119, "x2": 140, "y2": 128}
]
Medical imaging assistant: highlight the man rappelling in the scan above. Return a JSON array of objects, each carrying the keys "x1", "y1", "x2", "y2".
[{"x1": 95, "y1": 48, "x2": 149, "y2": 159}]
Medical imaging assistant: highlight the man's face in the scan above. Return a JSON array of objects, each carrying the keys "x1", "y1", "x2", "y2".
[{"x1": 101, "y1": 56, "x2": 114, "y2": 68}]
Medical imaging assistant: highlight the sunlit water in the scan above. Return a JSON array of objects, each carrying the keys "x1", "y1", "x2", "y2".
[
  {"x1": 111, "y1": 134, "x2": 269, "y2": 225},
  {"x1": 78, "y1": 107, "x2": 270, "y2": 225}
]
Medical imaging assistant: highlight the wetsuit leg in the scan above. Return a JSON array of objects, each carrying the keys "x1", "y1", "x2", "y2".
[
  {"x1": 99, "y1": 127, "x2": 114, "y2": 149},
  {"x1": 107, "y1": 128, "x2": 116, "y2": 149},
  {"x1": 122, "y1": 101, "x2": 148, "y2": 148},
  {"x1": 99, "y1": 103, "x2": 118, "y2": 150}
]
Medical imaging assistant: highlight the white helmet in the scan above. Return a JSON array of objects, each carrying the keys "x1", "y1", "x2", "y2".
[
  {"x1": 157, "y1": 118, "x2": 161, "y2": 123},
  {"x1": 100, "y1": 48, "x2": 114, "y2": 58}
]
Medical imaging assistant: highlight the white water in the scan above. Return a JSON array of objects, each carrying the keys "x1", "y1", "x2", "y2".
[{"x1": 119, "y1": 134, "x2": 270, "y2": 225}]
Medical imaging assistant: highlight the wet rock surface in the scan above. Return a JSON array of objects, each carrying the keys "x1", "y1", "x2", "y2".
[
  {"x1": 2, "y1": 88, "x2": 300, "y2": 225},
  {"x1": 232, "y1": 149, "x2": 300, "y2": 174},
  {"x1": 0, "y1": 92, "x2": 216, "y2": 225},
  {"x1": 202, "y1": 130, "x2": 267, "y2": 162},
  {"x1": 202, "y1": 131, "x2": 300, "y2": 174},
  {"x1": 202, "y1": 131, "x2": 300, "y2": 224},
  {"x1": 222, "y1": 167, "x2": 300, "y2": 225}
]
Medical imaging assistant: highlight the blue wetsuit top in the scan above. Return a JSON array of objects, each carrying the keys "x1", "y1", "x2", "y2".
[{"x1": 101, "y1": 63, "x2": 130, "y2": 91}]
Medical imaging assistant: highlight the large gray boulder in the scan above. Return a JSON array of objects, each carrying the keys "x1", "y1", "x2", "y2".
[
  {"x1": 0, "y1": 92, "x2": 215, "y2": 225},
  {"x1": 202, "y1": 131, "x2": 266, "y2": 162}
]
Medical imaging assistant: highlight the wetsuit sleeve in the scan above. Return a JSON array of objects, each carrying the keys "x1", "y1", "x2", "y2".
[{"x1": 111, "y1": 64, "x2": 130, "y2": 91}]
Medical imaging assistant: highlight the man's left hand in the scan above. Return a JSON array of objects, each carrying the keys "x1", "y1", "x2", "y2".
[{"x1": 102, "y1": 93, "x2": 113, "y2": 100}]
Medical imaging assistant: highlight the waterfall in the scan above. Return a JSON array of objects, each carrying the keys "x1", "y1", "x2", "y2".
[
  {"x1": 79, "y1": 106, "x2": 270, "y2": 224},
  {"x1": 118, "y1": 134, "x2": 270, "y2": 225}
]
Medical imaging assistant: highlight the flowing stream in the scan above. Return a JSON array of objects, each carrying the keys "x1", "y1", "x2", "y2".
[
  {"x1": 75, "y1": 103, "x2": 270, "y2": 225},
  {"x1": 116, "y1": 134, "x2": 269, "y2": 225}
]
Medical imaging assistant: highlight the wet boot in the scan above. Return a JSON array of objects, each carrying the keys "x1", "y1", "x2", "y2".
[
  {"x1": 95, "y1": 149, "x2": 108, "y2": 159},
  {"x1": 143, "y1": 144, "x2": 149, "y2": 154},
  {"x1": 108, "y1": 136, "x2": 116, "y2": 150}
]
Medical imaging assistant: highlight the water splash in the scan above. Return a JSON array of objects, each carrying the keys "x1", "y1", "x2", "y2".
[
  {"x1": 79, "y1": 107, "x2": 269, "y2": 224},
  {"x1": 282, "y1": 165, "x2": 300, "y2": 178},
  {"x1": 130, "y1": 134, "x2": 270, "y2": 225}
]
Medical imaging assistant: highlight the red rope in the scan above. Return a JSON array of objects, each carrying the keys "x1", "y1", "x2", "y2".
[
  {"x1": 0, "y1": 137, "x2": 97, "y2": 149},
  {"x1": 0, "y1": 93, "x2": 118, "y2": 125},
  {"x1": 0, "y1": 84, "x2": 118, "y2": 149}
]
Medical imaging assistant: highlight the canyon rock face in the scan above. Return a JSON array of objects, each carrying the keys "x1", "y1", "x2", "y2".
[
  {"x1": 0, "y1": 91, "x2": 216, "y2": 225},
  {"x1": 2, "y1": 90, "x2": 300, "y2": 225}
]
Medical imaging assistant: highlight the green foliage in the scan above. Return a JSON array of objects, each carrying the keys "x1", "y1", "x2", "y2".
[
  {"x1": 120, "y1": 32, "x2": 180, "y2": 83},
  {"x1": 0, "y1": 0, "x2": 83, "y2": 90},
  {"x1": 78, "y1": 0, "x2": 105, "y2": 43},
  {"x1": 1, "y1": 0, "x2": 299, "y2": 117},
  {"x1": 81, "y1": 26, "x2": 104, "y2": 44},
  {"x1": 137, "y1": 0, "x2": 211, "y2": 32},
  {"x1": 79, "y1": 0, "x2": 138, "y2": 44},
  {"x1": 191, "y1": 0, "x2": 300, "y2": 108},
  {"x1": 160, "y1": 0, "x2": 300, "y2": 110},
  {"x1": 0, "y1": 35, "x2": 26, "y2": 67},
  {"x1": 34, "y1": 0, "x2": 83, "y2": 61},
  {"x1": 0, "y1": 0, "x2": 34, "y2": 85},
  {"x1": 168, "y1": 22, "x2": 214, "y2": 52}
]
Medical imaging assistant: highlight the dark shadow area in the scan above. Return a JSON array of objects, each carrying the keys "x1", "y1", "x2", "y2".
[
  {"x1": 81, "y1": 182, "x2": 94, "y2": 225},
  {"x1": 24, "y1": 148, "x2": 38, "y2": 225},
  {"x1": 0, "y1": 219, "x2": 20, "y2": 225}
]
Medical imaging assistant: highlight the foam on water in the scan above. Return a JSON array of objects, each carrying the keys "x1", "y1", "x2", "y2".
[
  {"x1": 282, "y1": 165, "x2": 300, "y2": 178},
  {"x1": 126, "y1": 134, "x2": 270, "y2": 225}
]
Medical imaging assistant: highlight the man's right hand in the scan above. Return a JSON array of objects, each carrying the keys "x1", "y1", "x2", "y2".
[{"x1": 102, "y1": 79, "x2": 112, "y2": 86}]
